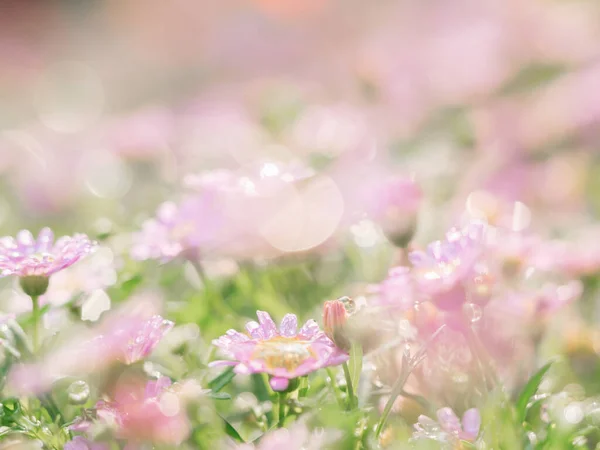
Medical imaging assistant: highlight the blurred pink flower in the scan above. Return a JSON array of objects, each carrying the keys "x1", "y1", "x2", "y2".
[
  {"x1": 0, "y1": 228, "x2": 96, "y2": 278},
  {"x1": 503, "y1": 281, "x2": 583, "y2": 321},
  {"x1": 531, "y1": 231, "x2": 600, "y2": 277},
  {"x1": 64, "y1": 437, "x2": 109, "y2": 450},
  {"x1": 413, "y1": 407, "x2": 481, "y2": 444},
  {"x1": 370, "y1": 266, "x2": 417, "y2": 311},
  {"x1": 409, "y1": 222, "x2": 488, "y2": 311},
  {"x1": 96, "y1": 376, "x2": 191, "y2": 445},
  {"x1": 70, "y1": 376, "x2": 200, "y2": 447},
  {"x1": 211, "y1": 311, "x2": 348, "y2": 391},
  {"x1": 233, "y1": 420, "x2": 339, "y2": 450},
  {"x1": 369, "y1": 177, "x2": 422, "y2": 246},
  {"x1": 8, "y1": 308, "x2": 173, "y2": 394},
  {"x1": 132, "y1": 161, "x2": 317, "y2": 262},
  {"x1": 130, "y1": 201, "x2": 188, "y2": 261},
  {"x1": 119, "y1": 314, "x2": 174, "y2": 365},
  {"x1": 99, "y1": 107, "x2": 174, "y2": 159}
]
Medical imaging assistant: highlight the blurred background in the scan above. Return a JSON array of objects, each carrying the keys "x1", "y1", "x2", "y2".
[
  {"x1": 2, "y1": 0, "x2": 600, "y2": 328},
  {"x1": 4, "y1": 2, "x2": 600, "y2": 446}
]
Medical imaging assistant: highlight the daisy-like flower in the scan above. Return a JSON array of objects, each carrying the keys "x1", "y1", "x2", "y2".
[
  {"x1": 0, "y1": 228, "x2": 96, "y2": 296},
  {"x1": 409, "y1": 221, "x2": 488, "y2": 311},
  {"x1": 8, "y1": 312, "x2": 174, "y2": 394},
  {"x1": 412, "y1": 407, "x2": 481, "y2": 446},
  {"x1": 119, "y1": 314, "x2": 175, "y2": 365},
  {"x1": 71, "y1": 376, "x2": 202, "y2": 447},
  {"x1": 211, "y1": 311, "x2": 348, "y2": 391}
]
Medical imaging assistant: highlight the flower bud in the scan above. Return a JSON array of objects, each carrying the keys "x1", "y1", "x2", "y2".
[
  {"x1": 376, "y1": 178, "x2": 422, "y2": 248},
  {"x1": 19, "y1": 276, "x2": 49, "y2": 297},
  {"x1": 67, "y1": 380, "x2": 90, "y2": 405},
  {"x1": 323, "y1": 298, "x2": 351, "y2": 352}
]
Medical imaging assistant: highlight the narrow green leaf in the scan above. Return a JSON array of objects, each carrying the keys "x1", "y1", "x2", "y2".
[
  {"x1": 348, "y1": 342, "x2": 363, "y2": 399},
  {"x1": 208, "y1": 366, "x2": 236, "y2": 393},
  {"x1": 208, "y1": 392, "x2": 232, "y2": 400},
  {"x1": 516, "y1": 361, "x2": 554, "y2": 425},
  {"x1": 222, "y1": 417, "x2": 244, "y2": 443},
  {"x1": 299, "y1": 376, "x2": 309, "y2": 398}
]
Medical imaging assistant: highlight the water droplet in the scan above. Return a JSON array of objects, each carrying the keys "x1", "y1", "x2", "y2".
[{"x1": 463, "y1": 303, "x2": 482, "y2": 323}]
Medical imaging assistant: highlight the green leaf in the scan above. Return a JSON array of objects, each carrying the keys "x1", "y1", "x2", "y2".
[
  {"x1": 299, "y1": 376, "x2": 309, "y2": 398},
  {"x1": 516, "y1": 361, "x2": 554, "y2": 425},
  {"x1": 221, "y1": 416, "x2": 244, "y2": 443},
  {"x1": 496, "y1": 63, "x2": 565, "y2": 96},
  {"x1": 208, "y1": 366, "x2": 236, "y2": 393},
  {"x1": 119, "y1": 274, "x2": 143, "y2": 297},
  {"x1": 208, "y1": 392, "x2": 232, "y2": 400},
  {"x1": 348, "y1": 342, "x2": 363, "y2": 399}
]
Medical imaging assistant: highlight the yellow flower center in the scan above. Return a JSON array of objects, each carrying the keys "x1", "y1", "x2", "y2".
[{"x1": 252, "y1": 337, "x2": 315, "y2": 371}]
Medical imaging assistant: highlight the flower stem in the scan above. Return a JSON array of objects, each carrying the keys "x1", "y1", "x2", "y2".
[
  {"x1": 278, "y1": 393, "x2": 287, "y2": 428},
  {"x1": 326, "y1": 367, "x2": 345, "y2": 409},
  {"x1": 375, "y1": 325, "x2": 446, "y2": 438},
  {"x1": 30, "y1": 295, "x2": 39, "y2": 353},
  {"x1": 342, "y1": 361, "x2": 356, "y2": 410},
  {"x1": 464, "y1": 326, "x2": 498, "y2": 390},
  {"x1": 375, "y1": 364, "x2": 412, "y2": 438}
]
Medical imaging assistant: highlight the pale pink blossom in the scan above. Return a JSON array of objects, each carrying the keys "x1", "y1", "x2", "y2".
[{"x1": 211, "y1": 311, "x2": 348, "y2": 391}]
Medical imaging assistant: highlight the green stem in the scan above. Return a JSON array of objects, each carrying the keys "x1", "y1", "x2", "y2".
[
  {"x1": 326, "y1": 367, "x2": 345, "y2": 409},
  {"x1": 30, "y1": 295, "x2": 39, "y2": 353},
  {"x1": 375, "y1": 365, "x2": 412, "y2": 438},
  {"x1": 400, "y1": 389, "x2": 434, "y2": 415},
  {"x1": 464, "y1": 326, "x2": 498, "y2": 390},
  {"x1": 278, "y1": 393, "x2": 287, "y2": 428},
  {"x1": 342, "y1": 362, "x2": 356, "y2": 410}
]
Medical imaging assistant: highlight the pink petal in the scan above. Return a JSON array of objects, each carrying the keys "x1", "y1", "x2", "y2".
[
  {"x1": 36, "y1": 228, "x2": 55, "y2": 253},
  {"x1": 279, "y1": 314, "x2": 298, "y2": 337},
  {"x1": 245, "y1": 321, "x2": 264, "y2": 339},
  {"x1": 436, "y1": 407, "x2": 461, "y2": 434},
  {"x1": 269, "y1": 376, "x2": 290, "y2": 391},
  {"x1": 461, "y1": 408, "x2": 481, "y2": 441},
  {"x1": 256, "y1": 310, "x2": 278, "y2": 339},
  {"x1": 17, "y1": 230, "x2": 35, "y2": 250},
  {"x1": 298, "y1": 319, "x2": 320, "y2": 339},
  {"x1": 208, "y1": 360, "x2": 238, "y2": 368}
]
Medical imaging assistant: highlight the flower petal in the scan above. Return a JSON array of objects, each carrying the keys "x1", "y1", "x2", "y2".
[
  {"x1": 36, "y1": 228, "x2": 55, "y2": 253},
  {"x1": 298, "y1": 319, "x2": 320, "y2": 339},
  {"x1": 17, "y1": 230, "x2": 35, "y2": 250},
  {"x1": 279, "y1": 314, "x2": 298, "y2": 337},
  {"x1": 269, "y1": 377, "x2": 290, "y2": 391},
  {"x1": 461, "y1": 408, "x2": 481, "y2": 441},
  {"x1": 436, "y1": 407, "x2": 461, "y2": 434},
  {"x1": 245, "y1": 321, "x2": 264, "y2": 339},
  {"x1": 256, "y1": 310, "x2": 278, "y2": 339}
]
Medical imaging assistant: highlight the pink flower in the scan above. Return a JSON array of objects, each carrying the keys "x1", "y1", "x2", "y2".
[
  {"x1": 409, "y1": 222, "x2": 488, "y2": 311},
  {"x1": 8, "y1": 309, "x2": 173, "y2": 394},
  {"x1": 413, "y1": 407, "x2": 481, "y2": 444},
  {"x1": 130, "y1": 201, "x2": 189, "y2": 261},
  {"x1": 211, "y1": 311, "x2": 348, "y2": 391},
  {"x1": 81, "y1": 376, "x2": 195, "y2": 446},
  {"x1": 119, "y1": 315, "x2": 175, "y2": 364},
  {"x1": 322, "y1": 299, "x2": 350, "y2": 352},
  {"x1": 371, "y1": 266, "x2": 417, "y2": 311},
  {"x1": 0, "y1": 228, "x2": 96, "y2": 278},
  {"x1": 369, "y1": 177, "x2": 422, "y2": 247},
  {"x1": 64, "y1": 437, "x2": 109, "y2": 450},
  {"x1": 232, "y1": 420, "x2": 340, "y2": 450}
]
